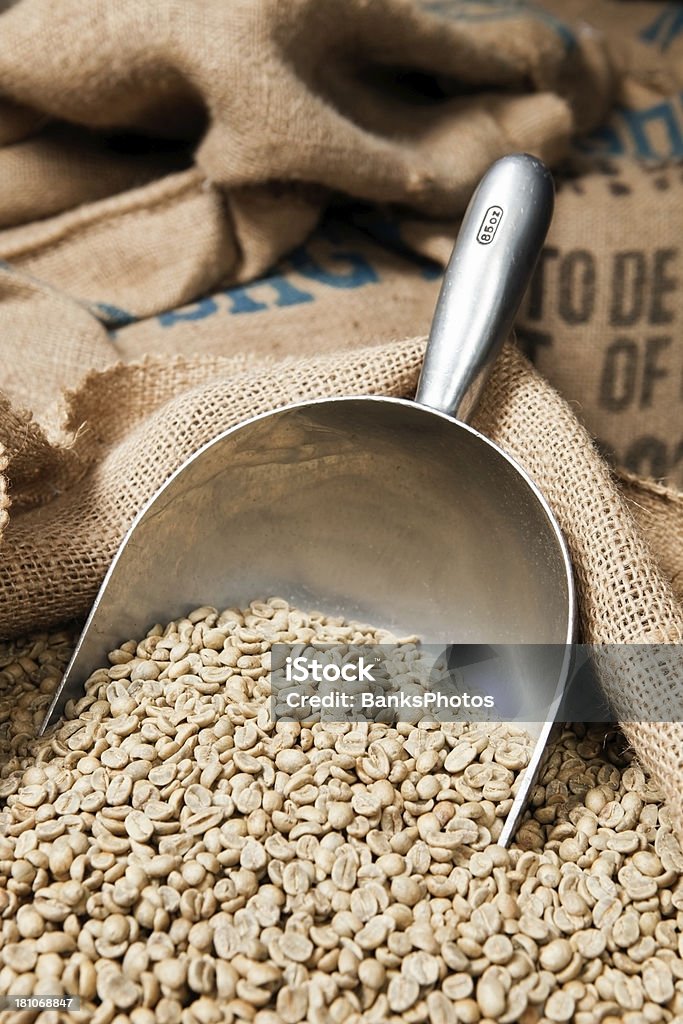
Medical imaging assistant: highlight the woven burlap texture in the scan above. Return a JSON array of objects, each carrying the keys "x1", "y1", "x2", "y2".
[
  {"x1": 620, "y1": 473, "x2": 683, "y2": 599},
  {"x1": 0, "y1": 0, "x2": 612, "y2": 314}
]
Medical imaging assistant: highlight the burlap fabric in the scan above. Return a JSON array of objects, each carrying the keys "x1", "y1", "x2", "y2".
[
  {"x1": 0, "y1": 0, "x2": 682, "y2": 831},
  {"x1": 402, "y1": 158, "x2": 683, "y2": 486},
  {"x1": 0, "y1": 0, "x2": 610, "y2": 313}
]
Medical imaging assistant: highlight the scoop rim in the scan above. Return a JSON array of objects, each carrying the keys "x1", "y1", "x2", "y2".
[
  {"x1": 108, "y1": 392, "x2": 577, "y2": 645},
  {"x1": 41, "y1": 392, "x2": 577, "y2": 734}
]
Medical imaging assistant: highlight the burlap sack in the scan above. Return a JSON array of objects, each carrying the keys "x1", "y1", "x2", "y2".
[
  {"x1": 389, "y1": 0, "x2": 683, "y2": 487},
  {"x1": 0, "y1": 0, "x2": 682, "y2": 836},
  {"x1": 0, "y1": 0, "x2": 612, "y2": 315},
  {"x1": 112, "y1": 213, "x2": 443, "y2": 363},
  {"x1": 619, "y1": 471, "x2": 683, "y2": 598},
  {"x1": 0, "y1": 0, "x2": 677, "y2": 483}
]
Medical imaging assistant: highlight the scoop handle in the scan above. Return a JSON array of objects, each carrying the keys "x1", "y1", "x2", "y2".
[{"x1": 415, "y1": 153, "x2": 554, "y2": 422}]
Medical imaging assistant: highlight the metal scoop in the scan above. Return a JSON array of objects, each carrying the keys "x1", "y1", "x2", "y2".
[{"x1": 43, "y1": 153, "x2": 575, "y2": 845}]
